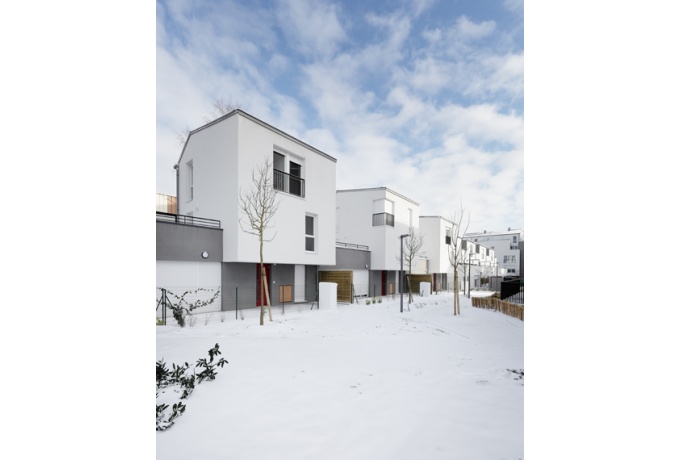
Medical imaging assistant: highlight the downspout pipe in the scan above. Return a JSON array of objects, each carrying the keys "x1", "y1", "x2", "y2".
[{"x1": 173, "y1": 164, "x2": 179, "y2": 216}]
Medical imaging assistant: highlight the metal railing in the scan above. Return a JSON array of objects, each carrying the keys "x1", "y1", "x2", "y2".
[
  {"x1": 157, "y1": 284, "x2": 314, "y2": 325},
  {"x1": 156, "y1": 212, "x2": 221, "y2": 229},
  {"x1": 273, "y1": 169, "x2": 305, "y2": 197},
  {"x1": 372, "y1": 212, "x2": 395, "y2": 227},
  {"x1": 336, "y1": 241, "x2": 370, "y2": 251}
]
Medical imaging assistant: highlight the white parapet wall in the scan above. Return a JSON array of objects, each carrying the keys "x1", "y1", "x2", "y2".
[{"x1": 319, "y1": 282, "x2": 338, "y2": 310}]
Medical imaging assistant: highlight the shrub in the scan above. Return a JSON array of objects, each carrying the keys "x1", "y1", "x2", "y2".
[
  {"x1": 165, "y1": 288, "x2": 220, "y2": 327},
  {"x1": 156, "y1": 343, "x2": 228, "y2": 431}
]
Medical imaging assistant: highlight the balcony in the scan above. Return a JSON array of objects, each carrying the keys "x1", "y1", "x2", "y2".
[
  {"x1": 156, "y1": 211, "x2": 221, "y2": 229},
  {"x1": 273, "y1": 169, "x2": 305, "y2": 197},
  {"x1": 372, "y1": 212, "x2": 394, "y2": 227}
]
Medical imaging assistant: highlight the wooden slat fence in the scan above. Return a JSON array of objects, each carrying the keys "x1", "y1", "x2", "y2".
[
  {"x1": 318, "y1": 270, "x2": 353, "y2": 303},
  {"x1": 471, "y1": 296, "x2": 524, "y2": 321},
  {"x1": 406, "y1": 274, "x2": 433, "y2": 294}
]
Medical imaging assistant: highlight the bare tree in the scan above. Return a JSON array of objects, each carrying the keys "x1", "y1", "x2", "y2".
[
  {"x1": 239, "y1": 157, "x2": 280, "y2": 325},
  {"x1": 447, "y1": 202, "x2": 470, "y2": 316},
  {"x1": 480, "y1": 263, "x2": 493, "y2": 290},
  {"x1": 175, "y1": 126, "x2": 191, "y2": 148},
  {"x1": 204, "y1": 96, "x2": 240, "y2": 123},
  {"x1": 176, "y1": 97, "x2": 241, "y2": 147},
  {"x1": 397, "y1": 226, "x2": 425, "y2": 305}
]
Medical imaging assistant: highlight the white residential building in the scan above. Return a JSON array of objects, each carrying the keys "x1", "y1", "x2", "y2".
[
  {"x1": 419, "y1": 215, "x2": 455, "y2": 291},
  {"x1": 464, "y1": 228, "x2": 522, "y2": 278},
  {"x1": 419, "y1": 215, "x2": 503, "y2": 293},
  {"x1": 461, "y1": 239, "x2": 504, "y2": 292},
  {"x1": 174, "y1": 109, "x2": 337, "y2": 307},
  {"x1": 336, "y1": 187, "x2": 424, "y2": 297}
]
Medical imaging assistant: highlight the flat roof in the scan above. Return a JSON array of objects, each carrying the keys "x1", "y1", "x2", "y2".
[
  {"x1": 178, "y1": 108, "x2": 337, "y2": 164},
  {"x1": 336, "y1": 187, "x2": 420, "y2": 206}
]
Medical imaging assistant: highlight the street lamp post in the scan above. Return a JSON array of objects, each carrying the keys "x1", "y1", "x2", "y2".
[
  {"x1": 467, "y1": 251, "x2": 471, "y2": 298},
  {"x1": 467, "y1": 254, "x2": 481, "y2": 298},
  {"x1": 399, "y1": 233, "x2": 409, "y2": 313}
]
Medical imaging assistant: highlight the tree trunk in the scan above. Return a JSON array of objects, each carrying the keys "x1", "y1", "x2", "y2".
[
  {"x1": 407, "y1": 268, "x2": 413, "y2": 303},
  {"x1": 259, "y1": 233, "x2": 273, "y2": 323},
  {"x1": 456, "y1": 269, "x2": 461, "y2": 315},
  {"x1": 453, "y1": 269, "x2": 459, "y2": 315},
  {"x1": 263, "y1": 271, "x2": 273, "y2": 321},
  {"x1": 259, "y1": 264, "x2": 265, "y2": 325}
]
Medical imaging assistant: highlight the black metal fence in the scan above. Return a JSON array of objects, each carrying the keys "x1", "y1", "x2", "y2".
[
  {"x1": 500, "y1": 279, "x2": 524, "y2": 304},
  {"x1": 156, "y1": 284, "x2": 317, "y2": 325}
]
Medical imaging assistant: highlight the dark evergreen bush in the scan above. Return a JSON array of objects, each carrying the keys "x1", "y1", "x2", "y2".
[{"x1": 156, "y1": 343, "x2": 228, "y2": 431}]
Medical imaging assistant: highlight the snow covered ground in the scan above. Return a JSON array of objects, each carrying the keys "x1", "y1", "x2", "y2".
[{"x1": 156, "y1": 291, "x2": 524, "y2": 460}]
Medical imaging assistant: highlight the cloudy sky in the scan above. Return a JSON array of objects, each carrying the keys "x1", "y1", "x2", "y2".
[{"x1": 157, "y1": 0, "x2": 524, "y2": 232}]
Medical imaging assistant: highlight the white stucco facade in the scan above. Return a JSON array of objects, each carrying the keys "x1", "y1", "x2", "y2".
[
  {"x1": 177, "y1": 110, "x2": 337, "y2": 267},
  {"x1": 336, "y1": 187, "x2": 423, "y2": 272},
  {"x1": 419, "y1": 216, "x2": 455, "y2": 275}
]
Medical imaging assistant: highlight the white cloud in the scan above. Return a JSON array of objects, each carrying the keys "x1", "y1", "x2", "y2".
[
  {"x1": 156, "y1": 0, "x2": 524, "y2": 231},
  {"x1": 275, "y1": 0, "x2": 347, "y2": 58},
  {"x1": 454, "y1": 16, "x2": 496, "y2": 41},
  {"x1": 503, "y1": 0, "x2": 524, "y2": 13},
  {"x1": 463, "y1": 52, "x2": 524, "y2": 99}
]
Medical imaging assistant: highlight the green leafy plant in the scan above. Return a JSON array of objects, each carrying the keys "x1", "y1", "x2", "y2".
[
  {"x1": 366, "y1": 299, "x2": 371, "y2": 305},
  {"x1": 156, "y1": 317, "x2": 166, "y2": 326},
  {"x1": 156, "y1": 343, "x2": 228, "y2": 431}
]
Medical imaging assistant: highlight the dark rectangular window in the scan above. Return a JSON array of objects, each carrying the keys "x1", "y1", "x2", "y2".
[
  {"x1": 289, "y1": 161, "x2": 302, "y2": 196},
  {"x1": 272, "y1": 154, "x2": 305, "y2": 197},
  {"x1": 290, "y1": 161, "x2": 301, "y2": 177},
  {"x1": 372, "y1": 212, "x2": 394, "y2": 227},
  {"x1": 305, "y1": 215, "x2": 315, "y2": 252}
]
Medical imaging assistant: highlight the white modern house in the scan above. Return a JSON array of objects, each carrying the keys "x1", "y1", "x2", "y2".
[
  {"x1": 419, "y1": 215, "x2": 455, "y2": 292},
  {"x1": 173, "y1": 109, "x2": 337, "y2": 308},
  {"x1": 464, "y1": 228, "x2": 522, "y2": 278},
  {"x1": 336, "y1": 187, "x2": 425, "y2": 298}
]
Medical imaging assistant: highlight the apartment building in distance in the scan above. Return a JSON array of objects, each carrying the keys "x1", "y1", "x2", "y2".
[{"x1": 464, "y1": 228, "x2": 523, "y2": 278}]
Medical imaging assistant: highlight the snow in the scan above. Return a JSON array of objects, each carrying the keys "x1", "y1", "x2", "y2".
[{"x1": 156, "y1": 291, "x2": 523, "y2": 459}]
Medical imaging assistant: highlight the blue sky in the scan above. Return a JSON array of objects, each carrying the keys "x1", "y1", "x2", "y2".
[{"x1": 157, "y1": 0, "x2": 524, "y2": 232}]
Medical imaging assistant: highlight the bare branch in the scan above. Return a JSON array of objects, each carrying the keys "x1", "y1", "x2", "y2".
[
  {"x1": 447, "y1": 201, "x2": 470, "y2": 316},
  {"x1": 204, "y1": 96, "x2": 241, "y2": 123},
  {"x1": 176, "y1": 127, "x2": 191, "y2": 147},
  {"x1": 397, "y1": 226, "x2": 426, "y2": 304}
]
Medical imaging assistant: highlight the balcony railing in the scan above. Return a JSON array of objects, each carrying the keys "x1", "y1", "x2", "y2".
[
  {"x1": 372, "y1": 212, "x2": 395, "y2": 227},
  {"x1": 336, "y1": 241, "x2": 370, "y2": 251},
  {"x1": 156, "y1": 211, "x2": 221, "y2": 229},
  {"x1": 273, "y1": 169, "x2": 305, "y2": 197}
]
